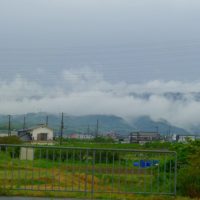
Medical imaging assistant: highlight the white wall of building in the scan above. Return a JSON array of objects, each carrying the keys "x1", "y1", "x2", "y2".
[{"x1": 31, "y1": 127, "x2": 53, "y2": 141}]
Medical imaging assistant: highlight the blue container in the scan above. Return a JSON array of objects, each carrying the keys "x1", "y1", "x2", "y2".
[
  {"x1": 133, "y1": 160, "x2": 159, "y2": 168},
  {"x1": 133, "y1": 162, "x2": 139, "y2": 167},
  {"x1": 146, "y1": 161, "x2": 151, "y2": 167}
]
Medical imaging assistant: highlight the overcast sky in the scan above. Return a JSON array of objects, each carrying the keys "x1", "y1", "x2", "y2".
[
  {"x1": 0, "y1": 0, "x2": 200, "y2": 83},
  {"x1": 1, "y1": 0, "x2": 200, "y2": 130}
]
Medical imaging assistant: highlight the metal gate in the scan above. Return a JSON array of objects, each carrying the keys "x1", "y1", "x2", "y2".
[{"x1": 0, "y1": 144, "x2": 177, "y2": 197}]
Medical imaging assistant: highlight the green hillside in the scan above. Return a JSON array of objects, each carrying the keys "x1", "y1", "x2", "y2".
[{"x1": 0, "y1": 113, "x2": 189, "y2": 135}]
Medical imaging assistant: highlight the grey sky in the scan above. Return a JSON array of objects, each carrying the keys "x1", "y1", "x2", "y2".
[
  {"x1": 0, "y1": 0, "x2": 200, "y2": 83},
  {"x1": 2, "y1": 0, "x2": 200, "y2": 129}
]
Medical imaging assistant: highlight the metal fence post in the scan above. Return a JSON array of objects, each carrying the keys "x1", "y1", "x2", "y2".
[
  {"x1": 91, "y1": 150, "x2": 95, "y2": 199},
  {"x1": 174, "y1": 152, "x2": 177, "y2": 196}
]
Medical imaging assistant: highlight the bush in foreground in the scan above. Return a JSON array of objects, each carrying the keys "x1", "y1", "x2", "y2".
[
  {"x1": 177, "y1": 143, "x2": 200, "y2": 198},
  {"x1": 0, "y1": 135, "x2": 22, "y2": 144}
]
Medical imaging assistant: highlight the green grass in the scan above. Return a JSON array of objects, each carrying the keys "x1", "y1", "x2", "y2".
[
  {"x1": 0, "y1": 150, "x2": 176, "y2": 199},
  {"x1": 60, "y1": 142, "x2": 143, "y2": 149},
  {"x1": 1, "y1": 141, "x2": 198, "y2": 199}
]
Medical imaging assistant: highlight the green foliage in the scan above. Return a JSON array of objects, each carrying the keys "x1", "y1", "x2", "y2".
[
  {"x1": 0, "y1": 136, "x2": 22, "y2": 159},
  {"x1": 60, "y1": 136, "x2": 115, "y2": 144},
  {"x1": 125, "y1": 140, "x2": 200, "y2": 198},
  {"x1": 93, "y1": 136, "x2": 115, "y2": 143},
  {"x1": 0, "y1": 138, "x2": 199, "y2": 198},
  {"x1": 144, "y1": 141, "x2": 172, "y2": 150},
  {"x1": 60, "y1": 139, "x2": 141, "y2": 149},
  {"x1": 0, "y1": 136, "x2": 22, "y2": 144},
  {"x1": 0, "y1": 187, "x2": 11, "y2": 195},
  {"x1": 177, "y1": 142, "x2": 200, "y2": 198}
]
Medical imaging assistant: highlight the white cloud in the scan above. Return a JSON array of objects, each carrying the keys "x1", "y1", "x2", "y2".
[{"x1": 1, "y1": 67, "x2": 200, "y2": 130}]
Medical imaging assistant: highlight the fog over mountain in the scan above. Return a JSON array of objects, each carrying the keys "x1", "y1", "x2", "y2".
[
  {"x1": 1, "y1": 68, "x2": 200, "y2": 132},
  {"x1": 0, "y1": 113, "x2": 189, "y2": 135}
]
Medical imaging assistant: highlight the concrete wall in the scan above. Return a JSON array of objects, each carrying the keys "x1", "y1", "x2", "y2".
[{"x1": 20, "y1": 147, "x2": 34, "y2": 160}]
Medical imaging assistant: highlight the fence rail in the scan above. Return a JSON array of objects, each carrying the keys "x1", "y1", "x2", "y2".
[{"x1": 0, "y1": 144, "x2": 177, "y2": 197}]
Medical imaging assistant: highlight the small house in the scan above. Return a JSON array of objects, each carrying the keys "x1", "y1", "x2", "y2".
[{"x1": 18, "y1": 124, "x2": 54, "y2": 142}]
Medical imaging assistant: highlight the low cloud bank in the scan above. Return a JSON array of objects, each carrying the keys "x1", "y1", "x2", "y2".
[{"x1": 0, "y1": 67, "x2": 200, "y2": 130}]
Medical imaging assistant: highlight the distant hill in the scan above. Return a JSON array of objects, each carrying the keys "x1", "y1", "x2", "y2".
[
  {"x1": 130, "y1": 116, "x2": 188, "y2": 135},
  {"x1": 0, "y1": 113, "x2": 190, "y2": 136}
]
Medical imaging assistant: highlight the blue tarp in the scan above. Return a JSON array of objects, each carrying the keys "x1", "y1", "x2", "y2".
[{"x1": 133, "y1": 160, "x2": 159, "y2": 168}]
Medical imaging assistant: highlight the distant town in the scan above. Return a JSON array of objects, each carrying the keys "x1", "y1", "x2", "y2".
[{"x1": 0, "y1": 113, "x2": 199, "y2": 144}]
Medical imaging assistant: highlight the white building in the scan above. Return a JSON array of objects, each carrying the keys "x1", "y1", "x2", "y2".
[
  {"x1": 177, "y1": 135, "x2": 196, "y2": 143},
  {"x1": 18, "y1": 124, "x2": 54, "y2": 141},
  {"x1": 31, "y1": 126, "x2": 53, "y2": 141}
]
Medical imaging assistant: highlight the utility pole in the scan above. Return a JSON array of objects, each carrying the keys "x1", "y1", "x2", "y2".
[
  {"x1": 23, "y1": 116, "x2": 26, "y2": 130},
  {"x1": 8, "y1": 115, "x2": 11, "y2": 136},
  {"x1": 137, "y1": 132, "x2": 140, "y2": 143},
  {"x1": 87, "y1": 124, "x2": 90, "y2": 135},
  {"x1": 155, "y1": 126, "x2": 159, "y2": 134},
  {"x1": 130, "y1": 132, "x2": 133, "y2": 143},
  {"x1": 168, "y1": 126, "x2": 171, "y2": 141},
  {"x1": 46, "y1": 116, "x2": 48, "y2": 126},
  {"x1": 60, "y1": 112, "x2": 64, "y2": 145},
  {"x1": 96, "y1": 119, "x2": 99, "y2": 138}
]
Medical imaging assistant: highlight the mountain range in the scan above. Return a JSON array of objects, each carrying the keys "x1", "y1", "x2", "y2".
[{"x1": 0, "y1": 113, "x2": 190, "y2": 136}]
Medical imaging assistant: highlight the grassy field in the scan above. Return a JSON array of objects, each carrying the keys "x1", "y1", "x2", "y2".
[
  {"x1": 0, "y1": 146, "x2": 176, "y2": 199},
  {"x1": 0, "y1": 138, "x2": 199, "y2": 199},
  {"x1": 0, "y1": 189, "x2": 198, "y2": 200}
]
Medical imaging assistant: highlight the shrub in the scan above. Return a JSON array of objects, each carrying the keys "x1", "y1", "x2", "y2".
[
  {"x1": 0, "y1": 136, "x2": 22, "y2": 158},
  {"x1": 0, "y1": 136, "x2": 22, "y2": 144},
  {"x1": 177, "y1": 146, "x2": 200, "y2": 198}
]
